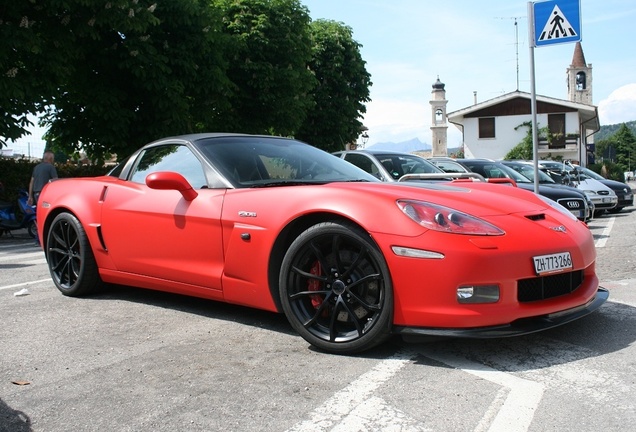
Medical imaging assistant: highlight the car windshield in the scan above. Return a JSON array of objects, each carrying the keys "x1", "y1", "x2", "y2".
[
  {"x1": 374, "y1": 153, "x2": 443, "y2": 179},
  {"x1": 196, "y1": 136, "x2": 378, "y2": 187},
  {"x1": 507, "y1": 164, "x2": 556, "y2": 183},
  {"x1": 561, "y1": 164, "x2": 594, "y2": 181},
  {"x1": 462, "y1": 162, "x2": 530, "y2": 183},
  {"x1": 576, "y1": 166, "x2": 605, "y2": 181}
]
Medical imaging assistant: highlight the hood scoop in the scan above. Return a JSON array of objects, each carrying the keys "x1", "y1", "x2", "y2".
[{"x1": 525, "y1": 213, "x2": 546, "y2": 221}]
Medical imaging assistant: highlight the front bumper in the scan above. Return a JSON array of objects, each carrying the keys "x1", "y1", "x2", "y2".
[{"x1": 394, "y1": 287, "x2": 608, "y2": 339}]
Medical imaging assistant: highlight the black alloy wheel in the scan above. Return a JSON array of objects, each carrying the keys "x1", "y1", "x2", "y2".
[
  {"x1": 46, "y1": 212, "x2": 102, "y2": 296},
  {"x1": 279, "y1": 221, "x2": 393, "y2": 354}
]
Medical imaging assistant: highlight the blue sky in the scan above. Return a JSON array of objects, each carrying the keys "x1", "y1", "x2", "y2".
[
  {"x1": 302, "y1": 0, "x2": 636, "y2": 147},
  {"x1": 7, "y1": 0, "x2": 636, "y2": 155}
]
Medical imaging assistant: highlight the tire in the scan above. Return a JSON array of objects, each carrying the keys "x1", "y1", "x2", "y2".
[
  {"x1": 279, "y1": 221, "x2": 393, "y2": 354},
  {"x1": 27, "y1": 219, "x2": 37, "y2": 239},
  {"x1": 45, "y1": 212, "x2": 102, "y2": 296},
  {"x1": 608, "y1": 206, "x2": 623, "y2": 214}
]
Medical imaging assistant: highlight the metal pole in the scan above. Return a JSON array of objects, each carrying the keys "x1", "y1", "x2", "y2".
[{"x1": 528, "y1": 2, "x2": 539, "y2": 194}]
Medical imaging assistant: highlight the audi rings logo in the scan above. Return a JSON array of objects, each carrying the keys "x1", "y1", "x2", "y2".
[{"x1": 565, "y1": 201, "x2": 581, "y2": 209}]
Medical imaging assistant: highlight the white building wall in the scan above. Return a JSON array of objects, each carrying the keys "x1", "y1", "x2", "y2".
[{"x1": 462, "y1": 112, "x2": 581, "y2": 160}]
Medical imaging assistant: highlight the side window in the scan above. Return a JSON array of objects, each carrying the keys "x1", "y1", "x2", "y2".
[
  {"x1": 130, "y1": 144, "x2": 208, "y2": 188},
  {"x1": 478, "y1": 117, "x2": 495, "y2": 139},
  {"x1": 344, "y1": 153, "x2": 380, "y2": 177}
]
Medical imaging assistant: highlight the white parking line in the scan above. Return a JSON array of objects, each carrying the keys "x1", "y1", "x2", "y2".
[
  {"x1": 420, "y1": 348, "x2": 544, "y2": 432},
  {"x1": 0, "y1": 278, "x2": 51, "y2": 291},
  {"x1": 286, "y1": 350, "x2": 415, "y2": 431},
  {"x1": 593, "y1": 216, "x2": 615, "y2": 248},
  {"x1": 0, "y1": 251, "x2": 44, "y2": 263},
  {"x1": 287, "y1": 346, "x2": 544, "y2": 432}
]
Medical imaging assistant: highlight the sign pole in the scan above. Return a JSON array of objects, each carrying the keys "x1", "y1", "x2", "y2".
[{"x1": 528, "y1": 1, "x2": 540, "y2": 194}]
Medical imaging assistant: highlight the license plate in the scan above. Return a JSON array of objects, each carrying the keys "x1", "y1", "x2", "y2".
[
  {"x1": 602, "y1": 197, "x2": 611, "y2": 203},
  {"x1": 533, "y1": 252, "x2": 572, "y2": 275}
]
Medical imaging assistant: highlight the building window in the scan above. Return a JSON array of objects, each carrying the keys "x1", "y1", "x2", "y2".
[
  {"x1": 478, "y1": 117, "x2": 495, "y2": 138},
  {"x1": 548, "y1": 113, "x2": 566, "y2": 148}
]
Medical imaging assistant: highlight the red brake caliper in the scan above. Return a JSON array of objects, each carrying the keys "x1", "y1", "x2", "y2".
[{"x1": 308, "y1": 260, "x2": 323, "y2": 309}]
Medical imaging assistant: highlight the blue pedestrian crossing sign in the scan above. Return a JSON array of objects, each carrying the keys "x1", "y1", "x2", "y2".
[{"x1": 533, "y1": 0, "x2": 581, "y2": 47}]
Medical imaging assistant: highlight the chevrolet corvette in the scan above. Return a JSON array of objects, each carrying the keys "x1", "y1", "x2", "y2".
[{"x1": 37, "y1": 134, "x2": 608, "y2": 354}]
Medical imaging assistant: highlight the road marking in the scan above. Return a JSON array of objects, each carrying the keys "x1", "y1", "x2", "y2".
[
  {"x1": 0, "y1": 251, "x2": 44, "y2": 263},
  {"x1": 609, "y1": 298, "x2": 636, "y2": 308},
  {"x1": 593, "y1": 216, "x2": 615, "y2": 248},
  {"x1": 286, "y1": 350, "x2": 415, "y2": 431},
  {"x1": 420, "y1": 348, "x2": 544, "y2": 432},
  {"x1": 287, "y1": 346, "x2": 544, "y2": 432},
  {"x1": 0, "y1": 278, "x2": 51, "y2": 291}
]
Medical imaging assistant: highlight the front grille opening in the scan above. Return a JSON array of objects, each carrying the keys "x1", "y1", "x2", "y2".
[{"x1": 517, "y1": 270, "x2": 584, "y2": 302}]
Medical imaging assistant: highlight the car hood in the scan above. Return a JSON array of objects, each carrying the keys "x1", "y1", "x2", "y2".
[
  {"x1": 334, "y1": 181, "x2": 550, "y2": 218},
  {"x1": 598, "y1": 179, "x2": 631, "y2": 192},
  {"x1": 577, "y1": 178, "x2": 616, "y2": 195}
]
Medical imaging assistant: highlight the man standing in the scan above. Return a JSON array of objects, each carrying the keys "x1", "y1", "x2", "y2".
[{"x1": 28, "y1": 150, "x2": 58, "y2": 206}]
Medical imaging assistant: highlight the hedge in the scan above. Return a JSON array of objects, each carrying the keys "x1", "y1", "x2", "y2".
[{"x1": 0, "y1": 157, "x2": 110, "y2": 204}]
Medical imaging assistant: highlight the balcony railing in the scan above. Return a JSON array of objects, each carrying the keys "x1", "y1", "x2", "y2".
[{"x1": 538, "y1": 136, "x2": 579, "y2": 151}]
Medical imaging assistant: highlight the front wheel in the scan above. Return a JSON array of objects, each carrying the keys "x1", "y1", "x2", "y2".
[
  {"x1": 46, "y1": 212, "x2": 102, "y2": 296},
  {"x1": 279, "y1": 221, "x2": 393, "y2": 354}
]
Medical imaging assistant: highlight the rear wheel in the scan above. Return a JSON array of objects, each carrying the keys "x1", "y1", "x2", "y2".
[
  {"x1": 46, "y1": 213, "x2": 102, "y2": 296},
  {"x1": 27, "y1": 219, "x2": 37, "y2": 239},
  {"x1": 279, "y1": 221, "x2": 393, "y2": 354}
]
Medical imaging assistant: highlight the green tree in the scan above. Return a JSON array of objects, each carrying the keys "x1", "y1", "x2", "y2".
[
  {"x1": 596, "y1": 123, "x2": 636, "y2": 172},
  {"x1": 0, "y1": 0, "x2": 157, "y2": 145},
  {"x1": 212, "y1": 0, "x2": 315, "y2": 136},
  {"x1": 295, "y1": 19, "x2": 372, "y2": 152},
  {"x1": 43, "y1": 1, "x2": 231, "y2": 163}
]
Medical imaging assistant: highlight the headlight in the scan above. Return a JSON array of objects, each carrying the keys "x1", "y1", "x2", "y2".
[{"x1": 396, "y1": 199, "x2": 504, "y2": 236}]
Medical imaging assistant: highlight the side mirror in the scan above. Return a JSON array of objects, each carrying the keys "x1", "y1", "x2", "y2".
[{"x1": 145, "y1": 172, "x2": 198, "y2": 201}]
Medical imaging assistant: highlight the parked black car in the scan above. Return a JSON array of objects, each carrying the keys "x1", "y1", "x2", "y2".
[{"x1": 453, "y1": 159, "x2": 592, "y2": 222}]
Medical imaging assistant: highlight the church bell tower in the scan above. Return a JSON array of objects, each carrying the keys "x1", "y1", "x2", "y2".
[
  {"x1": 430, "y1": 77, "x2": 448, "y2": 156},
  {"x1": 567, "y1": 42, "x2": 592, "y2": 105}
]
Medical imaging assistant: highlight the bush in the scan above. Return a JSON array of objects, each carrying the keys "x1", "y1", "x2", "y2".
[
  {"x1": 0, "y1": 157, "x2": 110, "y2": 204},
  {"x1": 587, "y1": 162, "x2": 625, "y2": 182}
]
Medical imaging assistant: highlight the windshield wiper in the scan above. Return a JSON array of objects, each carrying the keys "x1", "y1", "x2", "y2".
[{"x1": 249, "y1": 180, "x2": 327, "y2": 188}]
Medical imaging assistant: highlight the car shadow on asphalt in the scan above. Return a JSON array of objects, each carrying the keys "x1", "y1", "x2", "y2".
[
  {"x1": 82, "y1": 284, "x2": 407, "y2": 359},
  {"x1": 90, "y1": 283, "x2": 297, "y2": 336},
  {"x1": 404, "y1": 300, "x2": 636, "y2": 372},
  {"x1": 0, "y1": 398, "x2": 32, "y2": 432},
  {"x1": 71, "y1": 283, "x2": 635, "y2": 364}
]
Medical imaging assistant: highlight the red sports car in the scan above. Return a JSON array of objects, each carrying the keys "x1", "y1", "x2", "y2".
[{"x1": 37, "y1": 134, "x2": 608, "y2": 354}]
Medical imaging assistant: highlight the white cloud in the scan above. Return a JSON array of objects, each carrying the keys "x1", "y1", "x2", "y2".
[
  {"x1": 598, "y1": 83, "x2": 636, "y2": 126},
  {"x1": 362, "y1": 98, "x2": 430, "y2": 144}
]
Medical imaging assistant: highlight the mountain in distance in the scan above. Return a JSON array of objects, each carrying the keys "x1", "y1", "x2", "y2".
[{"x1": 366, "y1": 137, "x2": 431, "y2": 153}]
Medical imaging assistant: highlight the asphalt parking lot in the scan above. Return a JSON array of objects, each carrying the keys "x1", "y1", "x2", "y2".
[{"x1": 1, "y1": 207, "x2": 635, "y2": 432}]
